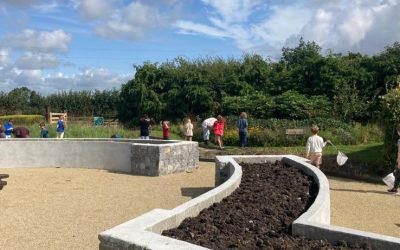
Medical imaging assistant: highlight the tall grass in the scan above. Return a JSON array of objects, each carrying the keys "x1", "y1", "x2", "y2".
[{"x1": 21, "y1": 123, "x2": 182, "y2": 139}]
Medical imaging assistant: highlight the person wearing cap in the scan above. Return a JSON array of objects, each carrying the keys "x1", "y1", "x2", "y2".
[{"x1": 305, "y1": 125, "x2": 330, "y2": 168}]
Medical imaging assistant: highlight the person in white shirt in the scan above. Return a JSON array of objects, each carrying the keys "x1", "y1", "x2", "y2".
[
  {"x1": 201, "y1": 117, "x2": 217, "y2": 145},
  {"x1": 306, "y1": 125, "x2": 330, "y2": 168}
]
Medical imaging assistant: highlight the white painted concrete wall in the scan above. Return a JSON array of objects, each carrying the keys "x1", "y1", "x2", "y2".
[{"x1": 0, "y1": 139, "x2": 133, "y2": 173}]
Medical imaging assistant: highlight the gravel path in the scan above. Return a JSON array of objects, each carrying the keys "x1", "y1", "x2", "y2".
[
  {"x1": 329, "y1": 176, "x2": 400, "y2": 238},
  {"x1": 1, "y1": 163, "x2": 399, "y2": 250},
  {"x1": 0, "y1": 162, "x2": 215, "y2": 250}
]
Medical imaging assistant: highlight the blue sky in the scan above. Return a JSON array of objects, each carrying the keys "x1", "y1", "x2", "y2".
[{"x1": 0, "y1": 0, "x2": 399, "y2": 94}]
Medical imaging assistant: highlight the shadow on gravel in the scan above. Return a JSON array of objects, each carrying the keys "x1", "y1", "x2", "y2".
[
  {"x1": 181, "y1": 187, "x2": 213, "y2": 198},
  {"x1": 330, "y1": 188, "x2": 388, "y2": 195}
]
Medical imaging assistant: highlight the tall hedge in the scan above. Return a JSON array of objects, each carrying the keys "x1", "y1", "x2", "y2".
[
  {"x1": 0, "y1": 115, "x2": 45, "y2": 126},
  {"x1": 381, "y1": 86, "x2": 400, "y2": 172}
]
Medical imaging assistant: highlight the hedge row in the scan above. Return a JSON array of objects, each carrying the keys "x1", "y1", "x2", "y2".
[{"x1": 0, "y1": 115, "x2": 46, "y2": 126}]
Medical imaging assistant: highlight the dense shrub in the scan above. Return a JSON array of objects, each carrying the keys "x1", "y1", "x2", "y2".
[
  {"x1": 192, "y1": 117, "x2": 383, "y2": 147},
  {"x1": 381, "y1": 86, "x2": 400, "y2": 172}
]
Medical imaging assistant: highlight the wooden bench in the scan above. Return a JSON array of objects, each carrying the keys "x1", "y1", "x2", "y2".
[
  {"x1": 285, "y1": 129, "x2": 304, "y2": 135},
  {"x1": 0, "y1": 174, "x2": 9, "y2": 190}
]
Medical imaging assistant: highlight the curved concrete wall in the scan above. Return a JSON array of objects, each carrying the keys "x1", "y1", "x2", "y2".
[
  {"x1": 0, "y1": 138, "x2": 199, "y2": 176},
  {"x1": 99, "y1": 155, "x2": 400, "y2": 250}
]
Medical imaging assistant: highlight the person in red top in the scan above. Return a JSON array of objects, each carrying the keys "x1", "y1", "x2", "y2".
[
  {"x1": 161, "y1": 120, "x2": 170, "y2": 140},
  {"x1": 213, "y1": 115, "x2": 225, "y2": 150}
]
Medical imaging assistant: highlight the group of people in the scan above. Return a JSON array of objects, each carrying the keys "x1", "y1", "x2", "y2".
[
  {"x1": 201, "y1": 112, "x2": 248, "y2": 150},
  {"x1": 138, "y1": 114, "x2": 195, "y2": 141},
  {"x1": 0, "y1": 115, "x2": 67, "y2": 139}
]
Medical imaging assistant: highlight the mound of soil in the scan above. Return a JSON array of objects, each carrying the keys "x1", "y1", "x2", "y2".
[{"x1": 162, "y1": 162, "x2": 368, "y2": 249}]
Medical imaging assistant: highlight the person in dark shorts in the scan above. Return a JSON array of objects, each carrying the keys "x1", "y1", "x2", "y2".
[
  {"x1": 388, "y1": 125, "x2": 400, "y2": 194},
  {"x1": 139, "y1": 115, "x2": 151, "y2": 139},
  {"x1": 39, "y1": 122, "x2": 49, "y2": 138}
]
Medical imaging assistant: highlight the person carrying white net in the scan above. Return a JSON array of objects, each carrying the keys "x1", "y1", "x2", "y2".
[
  {"x1": 305, "y1": 125, "x2": 331, "y2": 169},
  {"x1": 387, "y1": 125, "x2": 400, "y2": 194}
]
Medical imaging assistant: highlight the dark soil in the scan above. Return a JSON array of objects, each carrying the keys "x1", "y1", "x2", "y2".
[{"x1": 162, "y1": 162, "x2": 369, "y2": 249}]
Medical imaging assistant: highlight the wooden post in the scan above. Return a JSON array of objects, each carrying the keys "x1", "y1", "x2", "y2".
[{"x1": 46, "y1": 106, "x2": 51, "y2": 123}]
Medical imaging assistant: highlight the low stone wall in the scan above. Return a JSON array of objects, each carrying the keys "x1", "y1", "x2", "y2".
[
  {"x1": 0, "y1": 139, "x2": 198, "y2": 176},
  {"x1": 99, "y1": 155, "x2": 400, "y2": 250}
]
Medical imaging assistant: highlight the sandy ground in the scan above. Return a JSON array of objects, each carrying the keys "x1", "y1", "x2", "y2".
[
  {"x1": 0, "y1": 162, "x2": 215, "y2": 250},
  {"x1": 1, "y1": 164, "x2": 399, "y2": 250},
  {"x1": 329, "y1": 176, "x2": 400, "y2": 238}
]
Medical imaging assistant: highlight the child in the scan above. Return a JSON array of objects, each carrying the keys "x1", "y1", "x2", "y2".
[
  {"x1": 305, "y1": 125, "x2": 330, "y2": 168},
  {"x1": 39, "y1": 122, "x2": 49, "y2": 138},
  {"x1": 185, "y1": 118, "x2": 193, "y2": 141},
  {"x1": 237, "y1": 112, "x2": 248, "y2": 148},
  {"x1": 213, "y1": 115, "x2": 225, "y2": 150},
  {"x1": 161, "y1": 120, "x2": 170, "y2": 140},
  {"x1": 56, "y1": 115, "x2": 66, "y2": 139},
  {"x1": 3, "y1": 119, "x2": 13, "y2": 139},
  {"x1": 388, "y1": 125, "x2": 400, "y2": 194}
]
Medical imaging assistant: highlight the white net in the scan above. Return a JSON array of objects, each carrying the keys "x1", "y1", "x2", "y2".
[
  {"x1": 382, "y1": 173, "x2": 395, "y2": 189},
  {"x1": 336, "y1": 151, "x2": 348, "y2": 166}
]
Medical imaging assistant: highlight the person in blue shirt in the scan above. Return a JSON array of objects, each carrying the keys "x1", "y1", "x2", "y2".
[
  {"x1": 237, "y1": 112, "x2": 248, "y2": 148},
  {"x1": 3, "y1": 119, "x2": 14, "y2": 139},
  {"x1": 39, "y1": 122, "x2": 49, "y2": 138},
  {"x1": 56, "y1": 115, "x2": 66, "y2": 139}
]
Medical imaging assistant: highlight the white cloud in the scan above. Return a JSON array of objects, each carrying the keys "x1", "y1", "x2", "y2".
[
  {"x1": 0, "y1": 49, "x2": 10, "y2": 67},
  {"x1": 1, "y1": 29, "x2": 72, "y2": 53},
  {"x1": 176, "y1": 0, "x2": 400, "y2": 57},
  {"x1": 201, "y1": 0, "x2": 263, "y2": 24},
  {"x1": 252, "y1": 5, "x2": 312, "y2": 48},
  {"x1": 0, "y1": 65, "x2": 130, "y2": 94},
  {"x1": 15, "y1": 52, "x2": 60, "y2": 69},
  {"x1": 300, "y1": 0, "x2": 400, "y2": 54},
  {"x1": 94, "y1": 2, "x2": 163, "y2": 40},
  {"x1": 78, "y1": 0, "x2": 119, "y2": 20},
  {"x1": 175, "y1": 21, "x2": 229, "y2": 38}
]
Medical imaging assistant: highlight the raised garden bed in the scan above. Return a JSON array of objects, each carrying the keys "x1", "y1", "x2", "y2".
[{"x1": 162, "y1": 161, "x2": 368, "y2": 249}]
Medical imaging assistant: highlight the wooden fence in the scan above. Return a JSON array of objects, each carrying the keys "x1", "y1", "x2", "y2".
[{"x1": 48, "y1": 112, "x2": 67, "y2": 125}]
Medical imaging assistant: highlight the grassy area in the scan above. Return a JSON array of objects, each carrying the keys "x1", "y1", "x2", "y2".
[
  {"x1": 22, "y1": 123, "x2": 182, "y2": 140},
  {"x1": 203, "y1": 142, "x2": 384, "y2": 167},
  {"x1": 16, "y1": 122, "x2": 386, "y2": 167}
]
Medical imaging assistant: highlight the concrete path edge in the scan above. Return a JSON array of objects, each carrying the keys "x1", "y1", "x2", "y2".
[{"x1": 98, "y1": 155, "x2": 400, "y2": 250}]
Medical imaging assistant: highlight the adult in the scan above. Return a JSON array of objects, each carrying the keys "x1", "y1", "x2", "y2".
[
  {"x1": 388, "y1": 124, "x2": 400, "y2": 194},
  {"x1": 12, "y1": 127, "x2": 30, "y2": 138},
  {"x1": 201, "y1": 117, "x2": 217, "y2": 145},
  {"x1": 3, "y1": 119, "x2": 13, "y2": 139},
  {"x1": 56, "y1": 115, "x2": 66, "y2": 139},
  {"x1": 139, "y1": 115, "x2": 151, "y2": 140},
  {"x1": 213, "y1": 115, "x2": 225, "y2": 150},
  {"x1": 237, "y1": 112, "x2": 248, "y2": 148}
]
